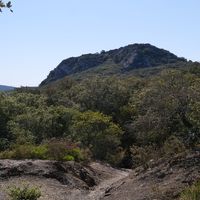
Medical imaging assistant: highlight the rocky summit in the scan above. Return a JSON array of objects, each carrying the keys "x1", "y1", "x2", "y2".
[{"x1": 40, "y1": 43, "x2": 187, "y2": 86}]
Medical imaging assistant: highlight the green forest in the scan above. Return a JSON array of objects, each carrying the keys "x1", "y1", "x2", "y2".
[{"x1": 0, "y1": 62, "x2": 200, "y2": 168}]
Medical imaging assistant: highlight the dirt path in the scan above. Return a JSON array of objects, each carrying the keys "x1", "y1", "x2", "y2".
[{"x1": 85, "y1": 162, "x2": 130, "y2": 200}]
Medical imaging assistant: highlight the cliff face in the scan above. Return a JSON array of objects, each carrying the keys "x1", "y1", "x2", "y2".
[{"x1": 40, "y1": 43, "x2": 187, "y2": 86}]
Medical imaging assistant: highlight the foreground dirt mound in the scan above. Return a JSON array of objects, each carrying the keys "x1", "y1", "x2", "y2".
[
  {"x1": 0, "y1": 160, "x2": 129, "y2": 200},
  {"x1": 1, "y1": 153, "x2": 199, "y2": 200},
  {"x1": 102, "y1": 152, "x2": 200, "y2": 200}
]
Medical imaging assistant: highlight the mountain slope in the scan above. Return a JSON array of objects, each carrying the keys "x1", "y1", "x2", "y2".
[
  {"x1": 0, "y1": 85, "x2": 15, "y2": 91},
  {"x1": 40, "y1": 43, "x2": 187, "y2": 86}
]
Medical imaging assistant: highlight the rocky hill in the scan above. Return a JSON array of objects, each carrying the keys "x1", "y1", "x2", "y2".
[{"x1": 40, "y1": 44, "x2": 187, "y2": 86}]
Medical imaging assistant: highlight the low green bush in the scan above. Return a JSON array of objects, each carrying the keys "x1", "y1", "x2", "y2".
[
  {"x1": 67, "y1": 148, "x2": 84, "y2": 161},
  {"x1": 0, "y1": 140, "x2": 85, "y2": 162},
  {"x1": 8, "y1": 184, "x2": 41, "y2": 200},
  {"x1": 0, "y1": 150, "x2": 14, "y2": 159},
  {"x1": 0, "y1": 145, "x2": 34, "y2": 160},
  {"x1": 46, "y1": 139, "x2": 83, "y2": 161},
  {"x1": 163, "y1": 136, "x2": 186, "y2": 156},
  {"x1": 31, "y1": 145, "x2": 48, "y2": 159},
  {"x1": 180, "y1": 181, "x2": 200, "y2": 200},
  {"x1": 63, "y1": 155, "x2": 75, "y2": 161}
]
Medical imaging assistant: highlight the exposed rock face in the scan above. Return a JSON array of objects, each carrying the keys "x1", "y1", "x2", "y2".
[
  {"x1": 40, "y1": 44, "x2": 186, "y2": 86},
  {"x1": 0, "y1": 160, "x2": 98, "y2": 189}
]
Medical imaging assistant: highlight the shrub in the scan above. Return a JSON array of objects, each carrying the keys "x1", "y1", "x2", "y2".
[
  {"x1": 63, "y1": 155, "x2": 75, "y2": 161},
  {"x1": 163, "y1": 136, "x2": 186, "y2": 156},
  {"x1": 0, "y1": 150, "x2": 14, "y2": 159},
  {"x1": 9, "y1": 145, "x2": 34, "y2": 159},
  {"x1": 130, "y1": 145, "x2": 149, "y2": 169},
  {"x1": 0, "y1": 138, "x2": 9, "y2": 151},
  {"x1": 0, "y1": 140, "x2": 85, "y2": 162},
  {"x1": 8, "y1": 184, "x2": 41, "y2": 200},
  {"x1": 47, "y1": 139, "x2": 83, "y2": 161},
  {"x1": 31, "y1": 145, "x2": 48, "y2": 159},
  {"x1": 67, "y1": 148, "x2": 84, "y2": 161},
  {"x1": 47, "y1": 139, "x2": 69, "y2": 161},
  {"x1": 105, "y1": 147, "x2": 125, "y2": 166},
  {"x1": 180, "y1": 181, "x2": 200, "y2": 200},
  {"x1": 0, "y1": 145, "x2": 48, "y2": 160}
]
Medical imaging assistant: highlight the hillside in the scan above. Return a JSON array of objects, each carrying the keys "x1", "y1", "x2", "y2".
[
  {"x1": 1, "y1": 44, "x2": 200, "y2": 200},
  {"x1": 102, "y1": 152, "x2": 200, "y2": 200},
  {"x1": 0, "y1": 85, "x2": 15, "y2": 91},
  {"x1": 40, "y1": 43, "x2": 187, "y2": 86}
]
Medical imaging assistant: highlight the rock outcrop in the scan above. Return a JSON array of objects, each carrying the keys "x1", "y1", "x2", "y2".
[{"x1": 0, "y1": 160, "x2": 98, "y2": 189}]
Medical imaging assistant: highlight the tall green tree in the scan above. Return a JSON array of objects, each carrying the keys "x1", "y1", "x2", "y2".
[{"x1": 71, "y1": 111, "x2": 123, "y2": 160}]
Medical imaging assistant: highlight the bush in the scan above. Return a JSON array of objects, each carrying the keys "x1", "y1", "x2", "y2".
[
  {"x1": 163, "y1": 136, "x2": 186, "y2": 156},
  {"x1": 9, "y1": 145, "x2": 34, "y2": 159},
  {"x1": 0, "y1": 140, "x2": 85, "y2": 162},
  {"x1": 130, "y1": 145, "x2": 149, "y2": 169},
  {"x1": 180, "y1": 181, "x2": 200, "y2": 200},
  {"x1": 105, "y1": 147, "x2": 125, "y2": 166},
  {"x1": 8, "y1": 184, "x2": 41, "y2": 200},
  {"x1": 63, "y1": 155, "x2": 75, "y2": 161},
  {"x1": 67, "y1": 148, "x2": 83, "y2": 161},
  {"x1": 0, "y1": 145, "x2": 48, "y2": 160},
  {"x1": 47, "y1": 139, "x2": 70, "y2": 161},
  {"x1": 0, "y1": 150, "x2": 14, "y2": 159},
  {"x1": 0, "y1": 138, "x2": 9, "y2": 151},
  {"x1": 31, "y1": 145, "x2": 48, "y2": 159},
  {"x1": 46, "y1": 139, "x2": 83, "y2": 161}
]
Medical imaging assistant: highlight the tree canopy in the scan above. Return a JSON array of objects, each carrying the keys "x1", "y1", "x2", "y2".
[
  {"x1": 0, "y1": 1, "x2": 12, "y2": 12},
  {"x1": 0, "y1": 62, "x2": 200, "y2": 167}
]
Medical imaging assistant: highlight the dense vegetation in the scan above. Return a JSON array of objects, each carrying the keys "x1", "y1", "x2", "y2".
[{"x1": 0, "y1": 62, "x2": 200, "y2": 167}]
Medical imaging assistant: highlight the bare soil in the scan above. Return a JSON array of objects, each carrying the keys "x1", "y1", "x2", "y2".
[
  {"x1": 0, "y1": 160, "x2": 129, "y2": 200},
  {"x1": 102, "y1": 152, "x2": 200, "y2": 200},
  {"x1": 0, "y1": 152, "x2": 200, "y2": 200}
]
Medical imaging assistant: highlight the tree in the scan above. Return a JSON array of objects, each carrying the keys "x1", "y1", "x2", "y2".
[
  {"x1": 128, "y1": 70, "x2": 199, "y2": 146},
  {"x1": 0, "y1": 1, "x2": 12, "y2": 12},
  {"x1": 71, "y1": 111, "x2": 123, "y2": 160},
  {"x1": 70, "y1": 76, "x2": 130, "y2": 121}
]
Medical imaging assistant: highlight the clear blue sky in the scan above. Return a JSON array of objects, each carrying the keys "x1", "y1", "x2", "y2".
[{"x1": 1, "y1": 0, "x2": 200, "y2": 87}]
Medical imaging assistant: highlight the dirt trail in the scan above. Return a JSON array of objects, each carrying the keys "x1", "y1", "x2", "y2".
[{"x1": 85, "y1": 162, "x2": 130, "y2": 200}]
